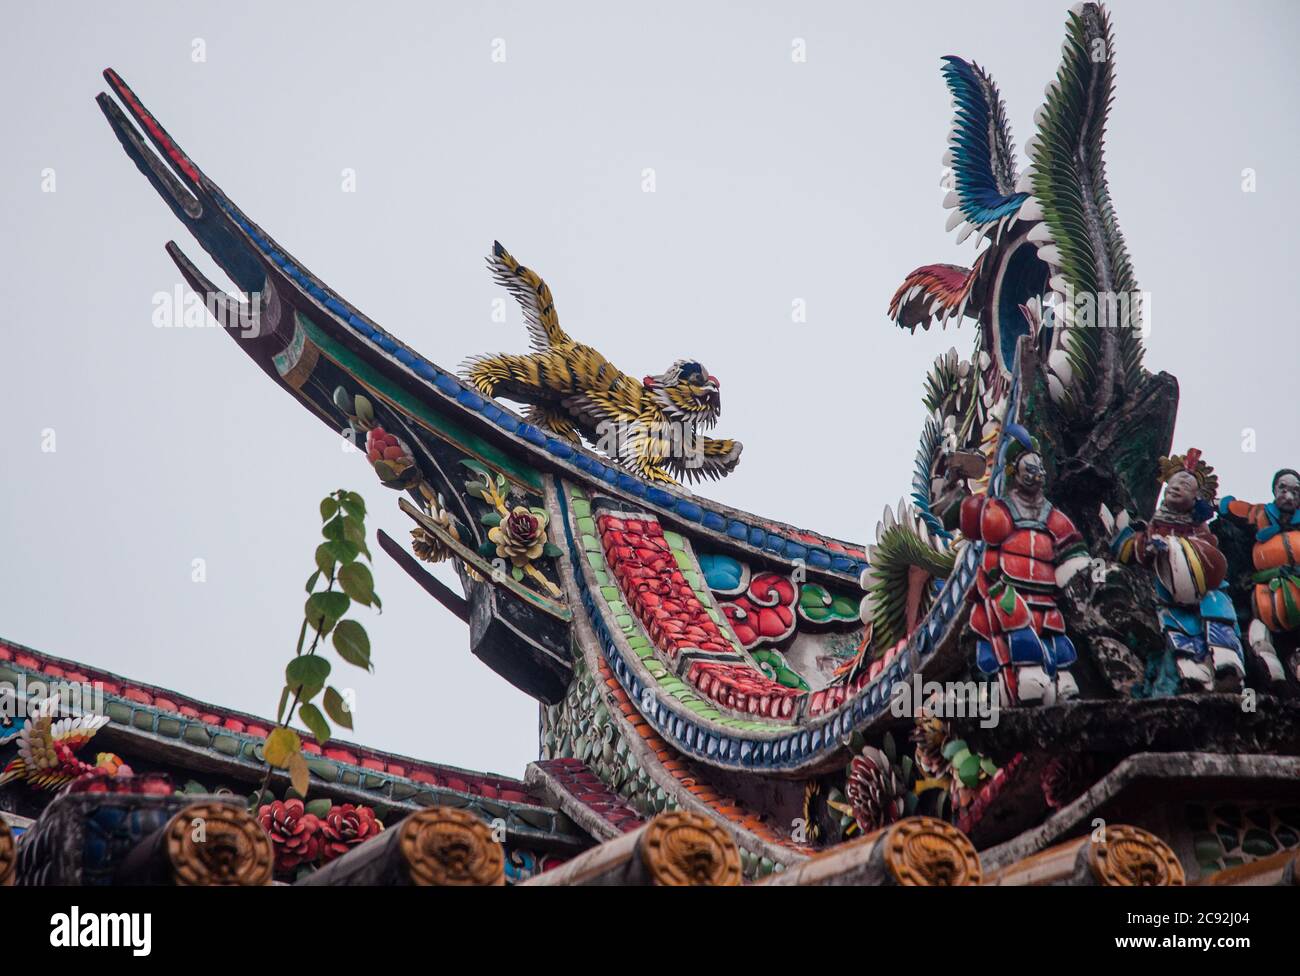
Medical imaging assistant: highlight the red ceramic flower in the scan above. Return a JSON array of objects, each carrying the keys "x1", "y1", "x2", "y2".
[
  {"x1": 258, "y1": 799, "x2": 323, "y2": 873},
  {"x1": 719, "y1": 573, "x2": 797, "y2": 648},
  {"x1": 365, "y1": 426, "x2": 408, "y2": 465},
  {"x1": 318, "y1": 803, "x2": 384, "y2": 862},
  {"x1": 365, "y1": 426, "x2": 421, "y2": 488}
]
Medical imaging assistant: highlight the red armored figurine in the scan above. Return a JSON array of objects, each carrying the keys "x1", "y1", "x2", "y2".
[{"x1": 960, "y1": 426, "x2": 1090, "y2": 705}]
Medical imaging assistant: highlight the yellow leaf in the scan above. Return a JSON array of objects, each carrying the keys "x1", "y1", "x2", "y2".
[
  {"x1": 288, "y1": 751, "x2": 310, "y2": 798},
  {"x1": 264, "y1": 728, "x2": 301, "y2": 769}
]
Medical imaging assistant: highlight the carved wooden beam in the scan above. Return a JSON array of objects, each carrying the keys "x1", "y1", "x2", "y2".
[
  {"x1": 1194, "y1": 847, "x2": 1299, "y2": 887},
  {"x1": 115, "y1": 801, "x2": 273, "y2": 885},
  {"x1": 298, "y1": 806, "x2": 504, "y2": 886},
  {"x1": 0, "y1": 819, "x2": 15, "y2": 886},
  {"x1": 521, "y1": 811, "x2": 741, "y2": 886},
  {"x1": 985, "y1": 823, "x2": 1184, "y2": 886},
  {"x1": 757, "y1": 816, "x2": 981, "y2": 886}
]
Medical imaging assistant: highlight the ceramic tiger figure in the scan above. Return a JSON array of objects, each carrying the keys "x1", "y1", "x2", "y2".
[{"x1": 464, "y1": 242, "x2": 742, "y2": 485}]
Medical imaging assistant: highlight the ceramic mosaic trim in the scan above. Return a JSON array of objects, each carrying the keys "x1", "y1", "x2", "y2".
[
  {"x1": 540, "y1": 642, "x2": 801, "y2": 877},
  {"x1": 533, "y1": 758, "x2": 645, "y2": 836},
  {"x1": 553, "y1": 356, "x2": 1028, "y2": 771},
  {"x1": 594, "y1": 510, "x2": 803, "y2": 720},
  {"x1": 562, "y1": 481, "x2": 994, "y2": 772},
  {"x1": 565, "y1": 486, "x2": 792, "y2": 735},
  {"x1": 1188, "y1": 802, "x2": 1300, "y2": 876}
]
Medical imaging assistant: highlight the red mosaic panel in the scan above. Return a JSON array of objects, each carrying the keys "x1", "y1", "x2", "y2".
[{"x1": 596, "y1": 513, "x2": 802, "y2": 719}]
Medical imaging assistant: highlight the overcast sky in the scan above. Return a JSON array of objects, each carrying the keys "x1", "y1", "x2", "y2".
[{"x1": 2, "y1": 0, "x2": 1296, "y2": 778}]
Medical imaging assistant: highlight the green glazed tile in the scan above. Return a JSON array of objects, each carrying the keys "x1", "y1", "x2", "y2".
[{"x1": 156, "y1": 716, "x2": 182, "y2": 737}]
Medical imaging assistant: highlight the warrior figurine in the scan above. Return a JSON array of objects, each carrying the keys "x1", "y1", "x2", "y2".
[
  {"x1": 1217, "y1": 468, "x2": 1300, "y2": 684},
  {"x1": 960, "y1": 425, "x2": 1089, "y2": 706},
  {"x1": 1106, "y1": 450, "x2": 1244, "y2": 692}
]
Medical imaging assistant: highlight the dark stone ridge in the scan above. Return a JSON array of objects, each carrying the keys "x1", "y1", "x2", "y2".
[{"x1": 953, "y1": 694, "x2": 1300, "y2": 758}]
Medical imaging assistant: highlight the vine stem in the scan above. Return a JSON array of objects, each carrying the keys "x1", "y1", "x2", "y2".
[{"x1": 254, "y1": 558, "x2": 338, "y2": 808}]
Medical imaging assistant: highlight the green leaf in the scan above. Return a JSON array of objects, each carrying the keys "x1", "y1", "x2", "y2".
[
  {"x1": 322, "y1": 516, "x2": 345, "y2": 541},
  {"x1": 305, "y1": 592, "x2": 350, "y2": 634},
  {"x1": 338, "y1": 562, "x2": 376, "y2": 607},
  {"x1": 305, "y1": 798, "x2": 333, "y2": 818},
  {"x1": 287, "y1": 751, "x2": 310, "y2": 797},
  {"x1": 298, "y1": 702, "x2": 330, "y2": 745},
  {"x1": 957, "y1": 753, "x2": 983, "y2": 789},
  {"x1": 264, "y1": 728, "x2": 301, "y2": 768},
  {"x1": 477, "y1": 540, "x2": 497, "y2": 558},
  {"x1": 286, "y1": 656, "x2": 331, "y2": 702},
  {"x1": 320, "y1": 497, "x2": 340, "y2": 521},
  {"x1": 942, "y1": 738, "x2": 967, "y2": 761},
  {"x1": 323, "y1": 539, "x2": 360, "y2": 566},
  {"x1": 324, "y1": 686, "x2": 354, "y2": 730},
  {"x1": 480, "y1": 511, "x2": 502, "y2": 527},
  {"x1": 315, "y1": 544, "x2": 338, "y2": 575},
  {"x1": 980, "y1": 756, "x2": 998, "y2": 777},
  {"x1": 305, "y1": 569, "x2": 321, "y2": 593},
  {"x1": 333, "y1": 619, "x2": 372, "y2": 670},
  {"x1": 294, "y1": 617, "x2": 309, "y2": 656},
  {"x1": 353, "y1": 395, "x2": 374, "y2": 423},
  {"x1": 511, "y1": 565, "x2": 524, "y2": 581},
  {"x1": 341, "y1": 494, "x2": 366, "y2": 520},
  {"x1": 342, "y1": 516, "x2": 366, "y2": 548},
  {"x1": 332, "y1": 386, "x2": 353, "y2": 413},
  {"x1": 542, "y1": 542, "x2": 563, "y2": 558}
]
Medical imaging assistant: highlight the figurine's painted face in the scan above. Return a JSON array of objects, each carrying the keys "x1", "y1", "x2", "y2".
[
  {"x1": 1161, "y1": 470, "x2": 1199, "y2": 514},
  {"x1": 1275, "y1": 473, "x2": 1300, "y2": 516},
  {"x1": 1013, "y1": 453, "x2": 1045, "y2": 496}
]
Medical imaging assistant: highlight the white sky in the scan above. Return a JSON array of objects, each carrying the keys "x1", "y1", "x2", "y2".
[{"x1": 2, "y1": 0, "x2": 1297, "y2": 777}]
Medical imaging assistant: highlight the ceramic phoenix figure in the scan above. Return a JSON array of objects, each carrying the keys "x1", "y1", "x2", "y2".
[
  {"x1": 1217, "y1": 468, "x2": 1300, "y2": 684},
  {"x1": 960, "y1": 425, "x2": 1089, "y2": 706},
  {"x1": 1105, "y1": 450, "x2": 1244, "y2": 692}
]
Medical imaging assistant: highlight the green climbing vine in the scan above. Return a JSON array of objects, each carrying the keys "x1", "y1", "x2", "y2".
[{"x1": 256, "y1": 489, "x2": 381, "y2": 801}]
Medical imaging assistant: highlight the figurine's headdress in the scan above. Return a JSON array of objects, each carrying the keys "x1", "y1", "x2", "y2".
[
  {"x1": 1001, "y1": 423, "x2": 1041, "y2": 477},
  {"x1": 1157, "y1": 448, "x2": 1218, "y2": 501}
]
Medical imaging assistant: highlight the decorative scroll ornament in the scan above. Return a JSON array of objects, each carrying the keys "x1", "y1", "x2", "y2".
[
  {"x1": 1087, "y1": 824, "x2": 1185, "y2": 886},
  {"x1": 882, "y1": 816, "x2": 983, "y2": 886},
  {"x1": 640, "y1": 811, "x2": 742, "y2": 886},
  {"x1": 166, "y1": 802, "x2": 273, "y2": 886},
  {"x1": 398, "y1": 807, "x2": 505, "y2": 886}
]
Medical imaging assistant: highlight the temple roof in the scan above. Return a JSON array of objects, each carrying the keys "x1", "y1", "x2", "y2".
[{"x1": 0, "y1": 635, "x2": 588, "y2": 852}]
